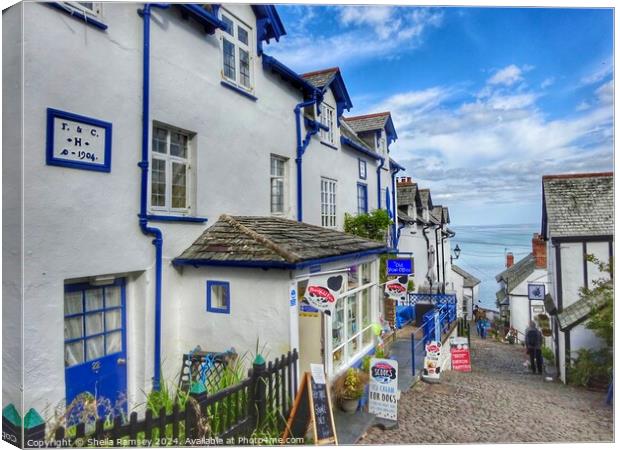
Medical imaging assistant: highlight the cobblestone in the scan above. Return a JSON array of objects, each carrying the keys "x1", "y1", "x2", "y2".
[{"x1": 359, "y1": 333, "x2": 613, "y2": 444}]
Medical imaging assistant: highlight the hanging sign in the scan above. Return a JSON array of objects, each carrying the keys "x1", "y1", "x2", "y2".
[
  {"x1": 385, "y1": 276, "x2": 408, "y2": 302},
  {"x1": 528, "y1": 284, "x2": 545, "y2": 300},
  {"x1": 302, "y1": 273, "x2": 345, "y2": 316},
  {"x1": 46, "y1": 108, "x2": 112, "y2": 172},
  {"x1": 450, "y1": 337, "x2": 471, "y2": 372},
  {"x1": 423, "y1": 341, "x2": 442, "y2": 381},
  {"x1": 386, "y1": 258, "x2": 413, "y2": 276},
  {"x1": 368, "y1": 358, "x2": 399, "y2": 421},
  {"x1": 282, "y1": 370, "x2": 338, "y2": 445}
]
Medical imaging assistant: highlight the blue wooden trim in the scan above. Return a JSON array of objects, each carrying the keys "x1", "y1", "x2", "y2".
[
  {"x1": 220, "y1": 81, "x2": 258, "y2": 101},
  {"x1": 357, "y1": 183, "x2": 368, "y2": 214},
  {"x1": 174, "y1": 247, "x2": 387, "y2": 269},
  {"x1": 206, "y1": 280, "x2": 231, "y2": 314},
  {"x1": 46, "y1": 108, "x2": 112, "y2": 173},
  {"x1": 262, "y1": 54, "x2": 317, "y2": 95},
  {"x1": 49, "y1": 3, "x2": 108, "y2": 30},
  {"x1": 341, "y1": 136, "x2": 383, "y2": 161},
  {"x1": 178, "y1": 4, "x2": 227, "y2": 35},
  {"x1": 145, "y1": 214, "x2": 208, "y2": 224},
  {"x1": 320, "y1": 141, "x2": 338, "y2": 151},
  {"x1": 64, "y1": 305, "x2": 121, "y2": 319},
  {"x1": 358, "y1": 158, "x2": 367, "y2": 180}
]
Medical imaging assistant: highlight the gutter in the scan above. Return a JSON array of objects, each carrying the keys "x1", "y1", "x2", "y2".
[
  {"x1": 295, "y1": 93, "x2": 325, "y2": 222},
  {"x1": 376, "y1": 157, "x2": 385, "y2": 209},
  {"x1": 138, "y1": 3, "x2": 170, "y2": 392}
]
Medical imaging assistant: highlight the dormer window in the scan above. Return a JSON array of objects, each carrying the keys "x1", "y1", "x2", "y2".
[
  {"x1": 319, "y1": 103, "x2": 336, "y2": 146},
  {"x1": 220, "y1": 11, "x2": 254, "y2": 92}
]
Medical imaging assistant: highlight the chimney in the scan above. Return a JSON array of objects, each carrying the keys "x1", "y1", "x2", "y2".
[
  {"x1": 532, "y1": 233, "x2": 547, "y2": 268},
  {"x1": 506, "y1": 252, "x2": 514, "y2": 268},
  {"x1": 397, "y1": 177, "x2": 413, "y2": 187}
]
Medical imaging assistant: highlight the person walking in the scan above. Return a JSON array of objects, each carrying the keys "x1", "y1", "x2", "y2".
[
  {"x1": 525, "y1": 321, "x2": 544, "y2": 374},
  {"x1": 474, "y1": 306, "x2": 481, "y2": 337}
]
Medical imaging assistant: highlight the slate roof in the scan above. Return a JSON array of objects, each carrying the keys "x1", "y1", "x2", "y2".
[
  {"x1": 343, "y1": 112, "x2": 390, "y2": 133},
  {"x1": 174, "y1": 215, "x2": 386, "y2": 268},
  {"x1": 542, "y1": 172, "x2": 614, "y2": 238},
  {"x1": 397, "y1": 210, "x2": 416, "y2": 224},
  {"x1": 495, "y1": 253, "x2": 536, "y2": 292},
  {"x1": 300, "y1": 67, "x2": 339, "y2": 89},
  {"x1": 557, "y1": 292, "x2": 608, "y2": 331},
  {"x1": 442, "y1": 207, "x2": 450, "y2": 224},
  {"x1": 496, "y1": 287, "x2": 507, "y2": 302},
  {"x1": 431, "y1": 206, "x2": 444, "y2": 224},
  {"x1": 397, "y1": 183, "x2": 418, "y2": 207},
  {"x1": 340, "y1": 119, "x2": 375, "y2": 153},
  {"x1": 418, "y1": 189, "x2": 432, "y2": 210},
  {"x1": 452, "y1": 265, "x2": 481, "y2": 288}
]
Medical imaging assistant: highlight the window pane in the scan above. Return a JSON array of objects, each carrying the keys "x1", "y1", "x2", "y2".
[
  {"x1": 239, "y1": 49, "x2": 250, "y2": 88},
  {"x1": 332, "y1": 299, "x2": 345, "y2": 348},
  {"x1": 346, "y1": 337, "x2": 359, "y2": 358},
  {"x1": 211, "y1": 285, "x2": 228, "y2": 308},
  {"x1": 85, "y1": 288, "x2": 104, "y2": 311},
  {"x1": 106, "y1": 310, "x2": 121, "y2": 331},
  {"x1": 363, "y1": 327, "x2": 373, "y2": 346},
  {"x1": 105, "y1": 286, "x2": 121, "y2": 308},
  {"x1": 222, "y1": 15, "x2": 234, "y2": 35},
  {"x1": 86, "y1": 336, "x2": 104, "y2": 361},
  {"x1": 361, "y1": 263, "x2": 371, "y2": 285},
  {"x1": 151, "y1": 158, "x2": 166, "y2": 207},
  {"x1": 106, "y1": 331, "x2": 122, "y2": 355},
  {"x1": 64, "y1": 291, "x2": 83, "y2": 315},
  {"x1": 85, "y1": 312, "x2": 104, "y2": 336},
  {"x1": 333, "y1": 347, "x2": 344, "y2": 372},
  {"x1": 223, "y1": 39, "x2": 236, "y2": 80},
  {"x1": 362, "y1": 288, "x2": 370, "y2": 326},
  {"x1": 170, "y1": 132, "x2": 188, "y2": 158},
  {"x1": 65, "y1": 342, "x2": 84, "y2": 367},
  {"x1": 348, "y1": 265, "x2": 359, "y2": 289},
  {"x1": 153, "y1": 127, "x2": 167, "y2": 154},
  {"x1": 238, "y1": 26, "x2": 249, "y2": 45},
  {"x1": 171, "y1": 162, "x2": 187, "y2": 209},
  {"x1": 271, "y1": 157, "x2": 284, "y2": 177},
  {"x1": 271, "y1": 178, "x2": 283, "y2": 213},
  {"x1": 347, "y1": 295, "x2": 358, "y2": 337},
  {"x1": 65, "y1": 317, "x2": 83, "y2": 340}
]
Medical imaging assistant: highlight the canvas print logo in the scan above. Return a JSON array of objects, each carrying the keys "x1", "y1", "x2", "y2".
[
  {"x1": 385, "y1": 275, "x2": 408, "y2": 302},
  {"x1": 303, "y1": 275, "x2": 343, "y2": 316},
  {"x1": 371, "y1": 362, "x2": 397, "y2": 384}
]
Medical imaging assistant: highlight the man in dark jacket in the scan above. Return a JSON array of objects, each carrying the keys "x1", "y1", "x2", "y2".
[{"x1": 525, "y1": 321, "x2": 543, "y2": 374}]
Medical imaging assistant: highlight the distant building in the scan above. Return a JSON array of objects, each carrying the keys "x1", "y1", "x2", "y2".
[
  {"x1": 450, "y1": 265, "x2": 481, "y2": 320},
  {"x1": 540, "y1": 172, "x2": 613, "y2": 383},
  {"x1": 495, "y1": 234, "x2": 550, "y2": 340}
]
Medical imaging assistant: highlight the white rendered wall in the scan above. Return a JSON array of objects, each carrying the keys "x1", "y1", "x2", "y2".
[
  {"x1": 398, "y1": 222, "x2": 430, "y2": 291},
  {"x1": 2, "y1": 2, "x2": 24, "y2": 416}
]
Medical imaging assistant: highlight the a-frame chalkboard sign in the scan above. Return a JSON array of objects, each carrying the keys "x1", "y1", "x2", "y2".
[{"x1": 282, "y1": 371, "x2": 338, "y2": 445}]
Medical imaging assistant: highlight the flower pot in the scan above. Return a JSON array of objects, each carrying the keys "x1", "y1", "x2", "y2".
[{"x1": 340, "y1": 398, "x2": 359, "y2": 414}]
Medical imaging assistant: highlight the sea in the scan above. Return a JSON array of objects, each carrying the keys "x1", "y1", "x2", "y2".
[{"x1": 450, "y1": 224, "x2": 539, "y2": 311}]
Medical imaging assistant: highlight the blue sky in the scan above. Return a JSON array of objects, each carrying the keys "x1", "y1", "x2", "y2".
[{"x1": 265, "y1": 6, "x2": 614, "y2": 226}]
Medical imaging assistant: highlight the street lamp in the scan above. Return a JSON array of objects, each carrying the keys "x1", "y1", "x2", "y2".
[{"x1": 451, "y1": 244, "x2": 461, "y2": 264}]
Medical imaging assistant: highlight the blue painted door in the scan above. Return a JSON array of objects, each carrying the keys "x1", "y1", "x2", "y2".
[{"x1": 64, "y1": 279, "x2": 127, "y2": 423}]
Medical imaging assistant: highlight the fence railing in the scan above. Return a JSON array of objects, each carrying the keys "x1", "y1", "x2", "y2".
[{"x1": 45, "y1": 350, "x2": 299, "y2": 447}]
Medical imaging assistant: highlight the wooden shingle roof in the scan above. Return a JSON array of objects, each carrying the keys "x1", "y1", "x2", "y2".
[
  {"x1": 174, "y1": 215, "x2": 386, "y2": 269},
  {"x1": 542, "y1": 172, "x2": 613, "y2": 238}
]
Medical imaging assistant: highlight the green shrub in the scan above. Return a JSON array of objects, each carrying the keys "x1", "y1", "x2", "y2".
[
  {"x1": 541, "y1": 346, "x2": 555, "y2": 364},
  {"x1": 343, "y1": 209, "x2": 391, "y2": 242},
  {"x1": 568, "y1": 348, "x2": 611, "y2": 387}
]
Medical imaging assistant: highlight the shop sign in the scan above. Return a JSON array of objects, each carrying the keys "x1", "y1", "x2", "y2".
[
  {"x1": 386, "y1": 258, "x2": 413, "y2": 276},
  {"x1": 302, "y1": 273, "x2": 345, "y2": 316},
  {"x1": 423, "y1": 341, "x2": 442, "y2": 381},
  {"x1": 368, "y1": 358, "x2": 399, "y2": 421},
  {"x1": 46, "y1": 108, "x2": 112, "y2": 172},
  {"x1": 450, "y1": 337, "x2": 471, "y2": 372},
  {"x1": 385, "y1": 276, "x2": 408, "y2": 302},
  {"x1": 528, "y1": 284, "x2": 545, "y2": 300}
]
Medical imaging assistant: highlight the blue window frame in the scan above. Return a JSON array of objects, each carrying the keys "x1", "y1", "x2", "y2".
[
  {"x1": 358, "y1": 159, "x2": 367, "y2": 180},
  {"x1": 357, "y1": 183, "x2": 368, "y2": 215},
  {"x1": 206, "y1": 281, "x2": 231, "y2": 314}
]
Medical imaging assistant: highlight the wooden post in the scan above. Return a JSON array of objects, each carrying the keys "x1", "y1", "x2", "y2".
[{"x1": 252, "y1": 354, "x2": 267, "y2": 429}]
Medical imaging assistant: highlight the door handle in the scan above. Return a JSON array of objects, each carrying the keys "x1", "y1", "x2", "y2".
[{"x1": 117, "y1": 357, "x2": 126, "y2": 366}]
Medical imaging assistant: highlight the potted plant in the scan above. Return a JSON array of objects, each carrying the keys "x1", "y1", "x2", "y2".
[{"x1": 333, "y1": 368, "x2": 367, "y2": 413}]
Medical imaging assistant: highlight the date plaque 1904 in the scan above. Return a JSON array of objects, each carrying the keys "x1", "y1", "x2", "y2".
[{"x1": 46, "y1": 108, "x2": 112, "y2": 172}]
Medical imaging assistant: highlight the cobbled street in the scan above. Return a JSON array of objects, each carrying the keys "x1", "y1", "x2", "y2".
[{"x1": 360, "y1": 333, "x2": 613, "y2": 444}]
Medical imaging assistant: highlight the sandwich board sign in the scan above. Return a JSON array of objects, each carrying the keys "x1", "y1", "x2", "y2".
[
  {"x1": 282, "y1": 365, "x2": 337, "y2": 445},
  {"x1": 450, "y1": 337, "x2": 472, "y2": 372},
  {"x1": 422, "y1": 341, "x2": 442, "y2": 382},
  {"x1": 368, "y1": 358, "x2": 399, "y2": 421}
]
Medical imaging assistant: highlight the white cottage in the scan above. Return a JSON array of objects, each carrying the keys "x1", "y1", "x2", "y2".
[
  {"x1": 540, "y1": 172, "x2": 613, "y2": 383},
  {"x1": 2, "y1": 2, "x2": 405, "y2": 423},
  {"x1": 451, "y1": 265, "x2": 481, "y2": 320},
  {"x1": 495, "y1": 234, "x2": 550, "y2": 339}
]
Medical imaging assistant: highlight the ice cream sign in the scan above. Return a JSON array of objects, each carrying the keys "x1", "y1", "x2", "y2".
[
  {"x1": 368, "y1": 358, "x2": 399, "y2": 421},
  {"x1": 302, "y1": 274, "x2": 345, "y2": 316},
  {"x1": 46, "y1": 108, "x2": 112, "y2": 172},
  {"x1": 384, "y1": 276, "x2": 408, "y2": 302}
]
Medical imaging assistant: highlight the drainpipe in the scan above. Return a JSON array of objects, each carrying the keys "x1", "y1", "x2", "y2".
[
  {"x1": 376, "y1": 157, "x2": 385, "y2": 209},
  {"x1": 423, "y1": 224, "x2": 432, "y2": 289},
  {"x1": 390, "y1": 165, "x2": 404, "y2": 249},
  {"x1": 294, "y1": 93, "x2": 322, "y2": 222},
  {"x1": 441, "y1": 231, "x2": 446, "y2": 294},
  {"x1": 138, "y1": 3, "x2": 169, "y2": 392},
  {"x1": 435, "y1": 227, "x2": 441, "y2": 294}
]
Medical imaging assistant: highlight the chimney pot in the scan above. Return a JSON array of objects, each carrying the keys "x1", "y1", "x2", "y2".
[
  {"x1": 506, "y1": 252, "x2": 514, "y2": 268},
  {"x1": 532, "y1": 233, "x2": 547, "y2": 269},
  {"x1": 397, "y1": 176, "x2": 414, "y2": 187}
]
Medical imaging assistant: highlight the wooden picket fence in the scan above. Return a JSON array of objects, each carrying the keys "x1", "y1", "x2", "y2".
[{"x1": 46, "y1": 350, "x2": 299, "y2": 447}]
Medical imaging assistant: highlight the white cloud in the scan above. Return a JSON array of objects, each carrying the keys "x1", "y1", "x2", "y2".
[
  {"x1": 487, "y1": 65, "x2": 523, "y2": 86},
  {"x1": 540, "y1": 77, "x2": 555, "y2": 89},
  {"x1": 576, "y1": 101, "x2": 591, "y2": 111},
  {"x1": 266, "y1": 6, "x2": 443, "y2": 72},
  {"x1": 596, "y1": 80, "x2": 614, "y2": 104},
  {"x1": 580, "y1": 59, "x2": 613, "y2": 85}
]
